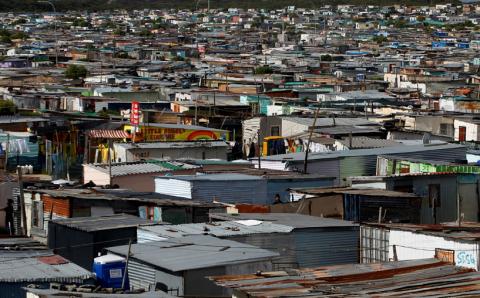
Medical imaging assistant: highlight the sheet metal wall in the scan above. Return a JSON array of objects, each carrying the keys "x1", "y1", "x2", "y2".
[
  {"x1": 230, "y1": 233, "x2": 298, "y2": 269},
  {"x1": 231, "y1": 227, "x2": 359, "y2": 269},
  {"x1": 190, "y1": 179, "x2": 268, "y2": 204},
  {"x1": 386, "y1": 175, "x2": 458, "y2": 224},
  {"x1": 155, "y1": 179, "x2": 193, "y2": 199},
  {"x1": 344, "y1": 194, "x2": 421, "y2": 223},
  {"x1": 48, "y1": 223, "x2": 137, "y2": 270},
  {"x1": 126, "y1": 259, "x2": 157, "y2": 291},
  {"x1": 294, "y1": 228, "x2": 359, "y2": 267},
  {"x1": 288, "y1": 159, "x2": 341, "y2": 184}
]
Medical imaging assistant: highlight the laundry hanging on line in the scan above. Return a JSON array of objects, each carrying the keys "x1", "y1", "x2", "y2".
[{"x1": 1, "y1": 139, "x2": 30, "y2": 154}]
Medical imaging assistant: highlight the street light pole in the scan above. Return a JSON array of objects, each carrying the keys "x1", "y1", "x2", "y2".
[{"x1": 38, "y1": 1, "x2": 58, "y2": 65}]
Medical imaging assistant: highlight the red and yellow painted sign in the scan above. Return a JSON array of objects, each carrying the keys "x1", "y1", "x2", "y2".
[{"x1": 124, "y1": 124, "x2": 229, "y2": 142}]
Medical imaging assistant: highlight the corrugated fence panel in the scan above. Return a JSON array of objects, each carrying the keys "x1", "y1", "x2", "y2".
[
  {"x1": 127, "y1": 259, "x2": 156, "y2": 291},
  {"x1": 294, "y1": 228, "x2": 360, "y2": 268}
]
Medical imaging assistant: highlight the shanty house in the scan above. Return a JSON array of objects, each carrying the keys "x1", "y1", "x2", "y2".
[
  {"x1": 154, "y1": 173, "x2": 335, "y2": 204},
  {"x1": 384, "y1": 173, "x2": 480, "y2": 224},
  {"x1": 206, "y1": 213, "x2": 360, "y2": 269},
  {"x1": 82, "y1": 161, "x2": 198, "y2": 191},
  {"x1": 361, "y1": 222, "x2": 480, "y2": 271},
  {"x1": 260, "y1": 143, "x2": 466, "y2": 185},
  {"x1": 48, "y1": 214, "x2": 155, "y2": 270},
  {"x1": 287, "y1": 187, "x2": 422, "y2": 223},
  {"x1": 0, "y1": 250, "x2": 91, "y2": 298},
  {"x1": 106, "y1": 235, "x2": 278, "y2": 297},
  {"x1": 210, "y1": 259, "x2": 480, "y2": 297}
]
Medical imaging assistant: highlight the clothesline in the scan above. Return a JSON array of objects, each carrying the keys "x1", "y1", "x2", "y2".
[{"x1": 0, "y1": 139, "x2": 30, "y2": 154}]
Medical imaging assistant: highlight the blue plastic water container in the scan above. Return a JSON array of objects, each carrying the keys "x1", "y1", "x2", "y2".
[{"x1": 93, "y1": 254, "x2": 129, "y2": 290}]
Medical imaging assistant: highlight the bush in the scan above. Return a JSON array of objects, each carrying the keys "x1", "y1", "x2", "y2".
[
  {"x1": 0, "y1": 100, "x2": 16, "y2": 115},
  {"x1": 254, "y1": 65, "x2": 273, "y2": 74},
  {"x1": 65, "y1": 65, "x2": 87, "y2": 79}
]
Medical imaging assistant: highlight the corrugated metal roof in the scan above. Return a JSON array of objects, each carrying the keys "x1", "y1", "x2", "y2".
[
  {"x1": 30, "y1": 188, "x2": 219, "y2": 207},
  {"x1": 263, "y1": 143, "x2": 466, "y2": 162},
  {"x1": 133, "y1": 123, "x2": 228, "y2": 132},
  {"x1": 156, "y1": 173, "x2": 263, "y2": 181},
  {"x1": 209, "y1": 259, "x2": 480, "y2": 297},
  {"x1": 86, "y1": 162, "x2": 172, "y2": 177},
  {"x1": 139, "y1": 220, "x2": 294, "y2": 239},
  {"x1": 0, "y1": 251, "x2": 91, "y2": 283},
  {"x1": 365, "y1": 222, "x2": 480, "y2": 241},
  {"x1": 107, "y1": 235, "x2": 279, "y2": 272},
  {"x1": 315, "y1": 126, "x2": 382, "y2": 136},
  {"x1": 25, "y1": 288, "x2": 174, "y2": 298},
  {"x1": 116, "y1": 141, "x2": 229, "y2": 149},
  {"x1": 293, "y1": 187, "x2": 421, "y2": 198},
  {"x1": 209, "y1": 213, "x2": 357, "y2": 229},
  {"x1": 51, "y1": 214, "x2": 156, "y2": 232},
  {"x1": 282, "y1": 117, "x2": 376, "y2": 127},
  {"x1": 336, "y1": 137, "x2": 402, "y2": 149}
]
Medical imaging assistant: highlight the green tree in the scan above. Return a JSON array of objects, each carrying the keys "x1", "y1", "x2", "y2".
[
  {"x1": 321, "y1": 54, "x2": 333, "y2": 61},
  {"x1": 255, "y1": 65, "x2": 273, "y2": 74},
  {"x1": 0, "y1": 100, "x2": 15, "y2": 115},
  {"x1": 372, "y1": 35, "x2": 388, "y2": 44},
  {"x1": 10, "y1": 31, "x2": 28, "y2": 40},
  {"x1": 65, "y1": 65, "x2": 88, "y2": 79},
  {"x1": 12, "y1": 18, "x2": 27, "y2": 25}
]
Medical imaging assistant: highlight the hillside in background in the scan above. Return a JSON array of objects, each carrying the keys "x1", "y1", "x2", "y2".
[{"x1": 0, "y1": 0, "x2": 456, "y2": 12}]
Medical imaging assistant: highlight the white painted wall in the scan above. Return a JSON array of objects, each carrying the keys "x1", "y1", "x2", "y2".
[
  {"x1": 388, "y1": 229, "x2": 479, "y2": 270},
  {"x1": 454, "y1": 119, "x2": 480, "y2": 141},
  {"x1": 154, "y1": 178, "x2": 193, "y2": 199},
  {"x1": 83, "y1": 165, "x2": 109, "y2": 185},
  {"x1": 281, "y1": 119, "x2": 309, "y2": 138}
]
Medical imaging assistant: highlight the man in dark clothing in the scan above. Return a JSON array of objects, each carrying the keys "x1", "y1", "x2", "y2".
[{"x1": 273, "y1": 194, "x2": 282, "y2": 204}]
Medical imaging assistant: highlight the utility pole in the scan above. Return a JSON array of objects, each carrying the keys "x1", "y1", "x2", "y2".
[
  {"x1": 121, "y1": 239, "x2": 132, "y2": 290},
  {"x1": 16, "y1": 166, "x2": 27, "y2": 236},
  {"x1": 38, "y1": 1, "x2": 58, "y2": 65},
  {"x1": 108, "y1": 139, "x2": 112, "y2": 186},
  {"x1": 257, "y1": 130, "x2": 261, "y2": 169},
  {"x1": 303, "y1": 108, "x2": 320, "y2": 174},
  {"x1": 4, "y1": 133, "x2": 9, "y2": 172},
  {"x1": 194, "y1": 99, "x2": 198, "y2": 125}
]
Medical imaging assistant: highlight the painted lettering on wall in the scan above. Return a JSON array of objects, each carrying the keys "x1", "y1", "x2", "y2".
[{"x1": 455, "y1": 251, "x2": 477, "y2": 269}]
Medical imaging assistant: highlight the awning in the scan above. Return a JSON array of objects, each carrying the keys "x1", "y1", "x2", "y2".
[{"x1": 88, "y1": 130, "x2": 130, "y2": 139}]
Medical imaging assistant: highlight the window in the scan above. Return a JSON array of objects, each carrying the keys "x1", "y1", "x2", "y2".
[
  {"x1": 429, "y1": 184, "x2": 441, "y2": 208},
  {"x1": 270, "y1": 126, "x2": 280, "y2": 136},
  {"x1": 440, "y1": 123, "x2": 450, "y2": 136}
]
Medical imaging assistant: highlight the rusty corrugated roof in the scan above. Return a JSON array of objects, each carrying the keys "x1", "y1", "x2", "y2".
[{"x1": 210, "y1": 259, "x2": 479, "y2": 297}]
